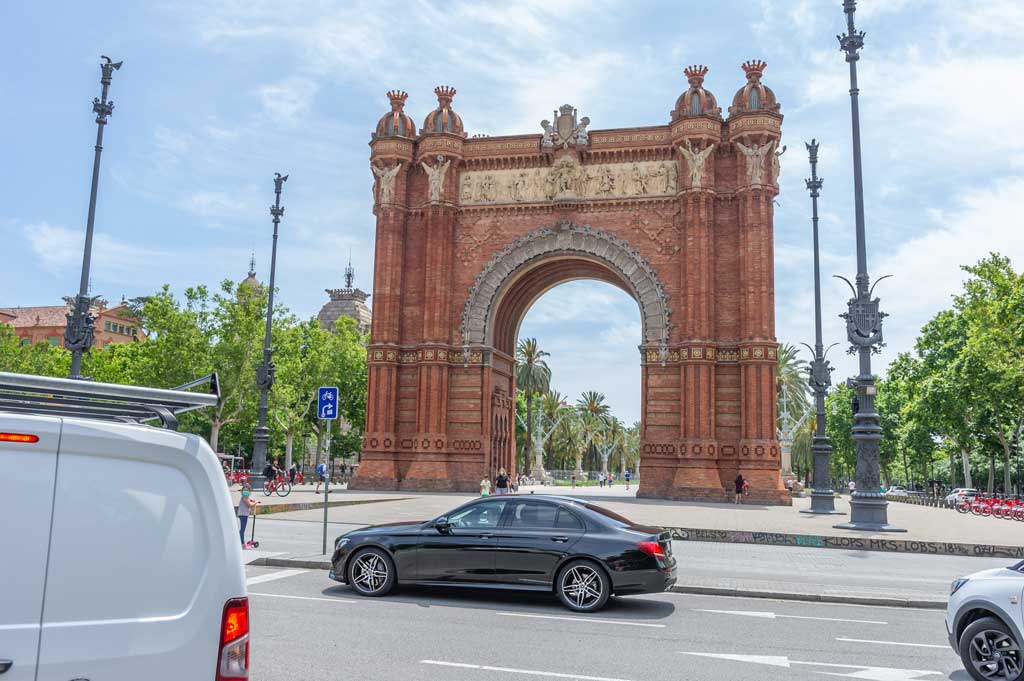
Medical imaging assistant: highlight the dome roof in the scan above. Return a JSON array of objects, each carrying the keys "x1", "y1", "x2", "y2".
[
  {"x1": 729, "y1": 60, "x2": 779, "y2": 115},
  {"x1": 672, "y1": 65, "x2": 721, "y2": 120},
  {"x1": 374, "y1": 90, "x2": 417, "y2": 138},
  {"x1": 422, "y1": 86, "x2": 464, "y2": 136}
]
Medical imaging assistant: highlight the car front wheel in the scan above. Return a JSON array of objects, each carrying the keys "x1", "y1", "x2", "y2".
[
  {"x1": 960, "y1": 616, "x2": 1024, "y2": 681},
  {"x1": 556, "y1": 560, "x2": 610, "y2": 613},
  {"x1": 347, "y1": 548, "x2": 396, "y2": 597}
]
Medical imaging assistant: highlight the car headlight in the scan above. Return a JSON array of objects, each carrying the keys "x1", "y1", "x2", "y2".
[{"x1": 950, "y1": 578, "x2": 969, "y2": 596}]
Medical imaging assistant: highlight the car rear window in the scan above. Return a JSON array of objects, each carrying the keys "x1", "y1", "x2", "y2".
[{"x1": 581, "y1": 503, "x2": 635, "y2": 527}]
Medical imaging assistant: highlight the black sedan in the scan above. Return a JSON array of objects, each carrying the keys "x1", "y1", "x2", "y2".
[{"x1": 329, "y1": 495, "x2": 677, "y2": 612}]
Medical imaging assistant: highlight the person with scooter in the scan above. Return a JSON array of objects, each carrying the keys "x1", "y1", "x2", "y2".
[{"x1": 238, "y1": 484, "x2": 261, "y2": 548}]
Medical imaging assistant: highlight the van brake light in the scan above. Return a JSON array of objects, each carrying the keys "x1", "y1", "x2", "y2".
[
  {"x1": 0, "y1": 433, "x2": 39, "y2": 443},
  {"x1": 216, "y1": 597, "x2": 249, "y2": 680}
]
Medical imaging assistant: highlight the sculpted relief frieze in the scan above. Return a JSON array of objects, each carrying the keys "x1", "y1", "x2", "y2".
[{"x1": 458, "y1": 157, "x2": 679, "y2": 206}]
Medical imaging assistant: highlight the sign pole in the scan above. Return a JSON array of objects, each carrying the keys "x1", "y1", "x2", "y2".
[{"x1": 322, "y1": 417, "x2": 331, "y2": 554}]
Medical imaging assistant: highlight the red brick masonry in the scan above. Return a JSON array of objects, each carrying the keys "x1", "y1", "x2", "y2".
[{"x1": 352, "y1": 66, "x2": 790, "y2": 505}]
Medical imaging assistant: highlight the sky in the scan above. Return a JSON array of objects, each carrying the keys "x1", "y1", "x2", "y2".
[{"x1": 4, "y1": 0, "x2": 1024, "y2": 425}]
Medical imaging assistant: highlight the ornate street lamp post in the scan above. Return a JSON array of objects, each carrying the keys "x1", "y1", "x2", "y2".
[
  {"x1": 800, "y1": 140, "x2": 842, "y2": 515},
  {"x1": 833, "y1": 0, "x2": 903, "y2": 531},
  {"x1": 66, "y1": 56, "x2": 122, "y2": 379},
  {"x1": 252, "y1": 172, "x2": 288, "y2": 475}
]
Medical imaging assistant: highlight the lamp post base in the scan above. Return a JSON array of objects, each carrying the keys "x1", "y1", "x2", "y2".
[
  {"x1": 252, "y1": 426, "x2": 270, "y2": 476},
  {"x1": 833, "y1": 493, "x2": 906, "y2": 531},
  {"x1": 801, "y1": 489, "x2": 844, "y2": 514}
]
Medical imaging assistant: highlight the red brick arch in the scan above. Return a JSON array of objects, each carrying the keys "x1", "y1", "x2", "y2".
[{"x1": 351, "y1": 77, "x2": 789, "y2": 504}]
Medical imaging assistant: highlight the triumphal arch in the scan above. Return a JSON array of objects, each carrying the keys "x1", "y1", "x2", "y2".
[{"x1": 350, "y1": 61, "x2": 789, "y2": 504}]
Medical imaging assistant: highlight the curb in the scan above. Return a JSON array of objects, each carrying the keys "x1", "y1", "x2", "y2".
[
  {"x1": 668, "y1": 584, "x2": 947, "y2": 610},
  {"x1": 247, "y1": 556, "x2": 946, "y2": 609},
  {"x1": 238, "y1": 496, "x2": 412, "y2": 517},
  {"x1": 666, "y1": 526, "x2": 1024, "y2": 560}
]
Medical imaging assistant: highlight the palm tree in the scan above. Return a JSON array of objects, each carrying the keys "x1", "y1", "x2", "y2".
[
  {"x1": 622, "y1": 421, "x2": 641, "y2": 476},
  {"x1": 576, "y1": 390, "x2": 611, "y2": 472},
  {"x1": 516, "y1": 338, "x2": 551, "y2": 475},
  {"x1": 777, "y1": 342, "x2": 810, "y2": 421},
  {"x1": 540, "y1": 390, "x2": 567, "y2": 469},
  {"x1": 601, "y1": 417, "x2": 625, "y2": 474}
]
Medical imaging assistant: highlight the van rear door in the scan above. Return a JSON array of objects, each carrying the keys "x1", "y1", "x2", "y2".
[
  {"x1": 35, "y1": 419, "x2": 244, "y2": 681},
  {"x1": 0, "y1": 415, "x2": 61, "y2": 681}
]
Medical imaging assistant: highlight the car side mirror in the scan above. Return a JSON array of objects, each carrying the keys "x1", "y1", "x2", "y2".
[{"x1": 435, "y1": 517, "x2": 451, "y2": 533}]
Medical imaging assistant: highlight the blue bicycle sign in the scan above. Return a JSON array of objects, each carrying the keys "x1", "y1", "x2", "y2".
[{"x1": 317, "y1": 386, "x2": 339, "y2": 420}]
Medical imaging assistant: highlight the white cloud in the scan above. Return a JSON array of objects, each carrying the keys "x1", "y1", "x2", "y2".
[
  {"x1": 22, "y1": 222, "x2": 166, "y2": 280},
  {"x1": 183, "y1": 190, "x2": 250, "y2": 218},
  {"x1": 256, "y1": 77, "x2": 319, "y2": 124}
]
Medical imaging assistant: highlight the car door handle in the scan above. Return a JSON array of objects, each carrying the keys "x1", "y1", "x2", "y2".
[
  {"x1": 551, "y1": 536, "x2": 569, "y2": 543},
  {"x1": 0, "y1": 660, "x2": 11, "y2": 674},
  {"x1": 479, "y1": 533, "x2": 494, "y2": 539}
]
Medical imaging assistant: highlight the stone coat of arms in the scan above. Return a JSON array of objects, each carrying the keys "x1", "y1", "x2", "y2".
[{"x1": 541, "y1": 104, "x2": 590, "y2": 149}]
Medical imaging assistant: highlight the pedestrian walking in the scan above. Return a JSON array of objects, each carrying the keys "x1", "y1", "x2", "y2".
[
  {"x1": 495, "y1": 468, "x2": 510, "y2": 496},
  {"x1": 480, "y1": 476, "x2": 491, "y2": 496},
  {"x1": 848, "y1": 480, "x2": 856, "y2": 495},
  {"x1": 625, "y1": 469, "x2": 632, "y2": 490},
  {"x1": 734, "y1": 474, "x2": 745, "y2": 504},
  {"x1": 608, "y1": 472, "x2": 614, "y2": 487},
  {"x1": 237, "y1": 484, "x2": 260, "y2": 547},
  {"x1": 599, "y1": 471, "x2": 605, "y2": 488},
  {"x1": 571, "y1": 472, "x2": 577, "y2": 488},
  {"x1": 315, "y1": 460, "x2": 328, "y2": 494},
  {"x1": 288, "y1": 462, "x2": 297, "y2": 485}
]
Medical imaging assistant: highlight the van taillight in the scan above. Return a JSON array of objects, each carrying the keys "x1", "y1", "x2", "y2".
[
  {"x1": 637, "y1": 540, "x2": 666, "y2": 560},
  {"x1": 216, "y1": 597, "x2": 249, "y2": 680},
  {"x1": 0, "y1": 432, "x2": 39, "y2": 443}
]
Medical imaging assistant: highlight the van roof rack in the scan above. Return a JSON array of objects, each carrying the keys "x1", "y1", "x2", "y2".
[{"x1": 0, "y1": 371, "x2": 220, "y2": 431}]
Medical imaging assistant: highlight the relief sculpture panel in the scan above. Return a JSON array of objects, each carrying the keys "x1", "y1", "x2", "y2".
[{"x1": 458, "y1": 157, "x2": 679, "y2": 206}]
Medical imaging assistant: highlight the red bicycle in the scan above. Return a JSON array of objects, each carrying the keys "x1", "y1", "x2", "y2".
[{"x1": 263, "y1": 474, "x2": 291, "y2": 497}]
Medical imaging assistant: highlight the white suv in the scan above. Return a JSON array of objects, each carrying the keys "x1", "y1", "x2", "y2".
[
  {"x1": 0, "y1": 371, "x2": 248, "y2": 681},
  {"x1": 947, "y1": 561, "x2": 1024, "y2": 681}
]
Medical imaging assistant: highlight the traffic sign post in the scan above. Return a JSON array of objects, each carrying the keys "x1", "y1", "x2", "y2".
[{"x1": 318, "y1": 387, "x2": 338, "y2": 554}]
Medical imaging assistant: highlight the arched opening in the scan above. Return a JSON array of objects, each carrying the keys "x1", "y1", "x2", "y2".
[{"x1": 514, "y1": 279, "x2": 642, "y2": 482}]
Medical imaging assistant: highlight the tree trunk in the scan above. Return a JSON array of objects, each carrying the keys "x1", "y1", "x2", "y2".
[
  {"x1": 314, "y1": 427, "x2": 324, "y2": 467},
  {"x1": 987, "y1": 452, "x2": 995, "y2": 494},
  {"x1": 961, "y1": 448, "x2": 973, "y2": 489},
  {"x1": 209, "y1": 421, "x2": 221, "y2": 453},
  {"x1": 525, "y1": 392, "x2": 534, "y2": 470},
  {"x1": 997, "y1": 431, "x2": 1013, "y2": 495},
  {"x1": 285, "y1": 431, "x2": 294, "y2": 470}
]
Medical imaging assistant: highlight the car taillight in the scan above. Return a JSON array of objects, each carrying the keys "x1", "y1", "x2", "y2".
[
  {"x1": 637, "y1": 541, "x2": 666, "y2": 560},
  {"x1": 0, "y1": 432, "x2": 39, "y2": 443},
  {"x1": 217, "y1": 597, "x2": 249, "y2": 680}
]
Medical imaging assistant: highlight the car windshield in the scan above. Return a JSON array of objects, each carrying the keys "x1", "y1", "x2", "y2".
[{"x1": 581, "y1": 503, "x2": 637, "y2": 527}]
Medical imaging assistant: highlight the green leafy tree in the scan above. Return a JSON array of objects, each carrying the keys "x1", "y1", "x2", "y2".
[{"x1": 777, "y1": 342, "x2": 810, "y2": 420}]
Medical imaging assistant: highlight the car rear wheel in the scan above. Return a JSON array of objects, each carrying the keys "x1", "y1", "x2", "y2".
[
  {"x1": 347, "y1": 548, "x2": 396, "y2": 597},
  {"x1": 960, "y1": 616, "x2": 1024, "y2": 681},
  {"x1": 556, "y1": 559, "x2": 610, "y2": 613}
]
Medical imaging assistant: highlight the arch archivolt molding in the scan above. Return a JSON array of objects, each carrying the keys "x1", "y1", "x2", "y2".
[{"x1": 459, "y1": 221, "x2": 671, "y2": 357}]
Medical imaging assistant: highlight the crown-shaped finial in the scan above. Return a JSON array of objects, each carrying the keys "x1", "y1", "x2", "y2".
[
  {"x1": 434, "y1": 85, "x2": 456, "y2": 106},
  {"x1": 741, "y1": 60, "x2": 767, "y2": 80},
  {"x1": 387, "y1": 90, "x2": 408, "y2": 110},
  {"x1": 684, "y1": 65, "x2": 709, "y2": 85}
]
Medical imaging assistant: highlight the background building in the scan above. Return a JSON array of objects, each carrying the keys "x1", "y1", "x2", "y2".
[
  {"x1": 318, "y1": 259, "x2": 372, "y2": 335},
  {"x1": 0, "y1": 297, "x2": 144, "y2": 349}
]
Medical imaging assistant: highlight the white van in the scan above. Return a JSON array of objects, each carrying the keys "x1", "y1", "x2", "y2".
[{"x1": 0, "y1": 371, "x2": 248, "y2": 681}]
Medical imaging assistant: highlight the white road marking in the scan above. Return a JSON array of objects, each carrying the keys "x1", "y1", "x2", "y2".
[
  {"x1": 421, "y1": 660, "x2": 638, "y2": 681},
  {"x1": 679, "y1": 652, "x2": 942, "y2": 680},
  {"x1": 694, "y1": 608, "x2": 886, "y2": 625},
  {"x1": 496, "y1": 612, "x2": 665, "y2": 628},
  {"x1": 249, "y1": 592, "x2": 357, "y2": 604},
  {"x1": 836, "y1": 637, "x2": 949, "y2": 649},
  {"x1": 245, "y1": 568, "x2": 308, "y2": 586}
]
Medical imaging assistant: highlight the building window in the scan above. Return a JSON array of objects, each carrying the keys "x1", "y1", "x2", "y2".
[
  {"x1": 749, "y1": 87, "x2": 761, "y2": 110},
  {"x1": 690, "y1": 94, "x2": 702, "y2": 115},
  {"x1": 104, "y1": 321, "x2": 111, "y2": 331},
  {"x1": 131, "y1": 327, "x2": 138, "y2": 336},
  {"x1": 118, "y1": 324, "x2": 124, "y2": 334},
  {"x1": 47, "y1": 336, "x2": 60, "y2": 346},
  {"x1": 20, "y1": 338, "x2": 30, "y2": 346}
]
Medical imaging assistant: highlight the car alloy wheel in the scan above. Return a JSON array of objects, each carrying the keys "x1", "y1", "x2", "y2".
[
  {"x1": 961, "y1": 617, "x2": 1023, "y2": 681},
  {"x1": 557, "y1": 560, "x2": 609, "y2": 613},
  {"x1": 348, "y1": 549, "x2": 395, "y2": 596}
]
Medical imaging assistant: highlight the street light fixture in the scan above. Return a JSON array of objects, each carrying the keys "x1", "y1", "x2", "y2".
[
  {"x1": 252, "y1": 172, "x2": 288, "y2": 475},
  {"x1": 66, "y1": 56, "x2": 122, "y2": 379},
  {"x1": 832, "y1": 0, "x2": 903, "y2": 532},
  {"x1": 800, "y1": 140, "x2": 842, "y2": 515}
]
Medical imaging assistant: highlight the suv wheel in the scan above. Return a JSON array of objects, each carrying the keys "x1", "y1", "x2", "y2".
[
  {"x1": 960, "y1": 616, "x2": 1024, "y2": 681},
  {"x1": 347, "y1": 548, "x2": 396, "y2": 597},
  {"x1": 556, "y1": 560, "x2": 610, "y2": 613}
]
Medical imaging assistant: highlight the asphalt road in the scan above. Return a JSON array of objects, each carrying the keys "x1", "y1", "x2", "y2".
[{"x1": 244, "y1": 565, "x2": 969, "y2": 681}]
